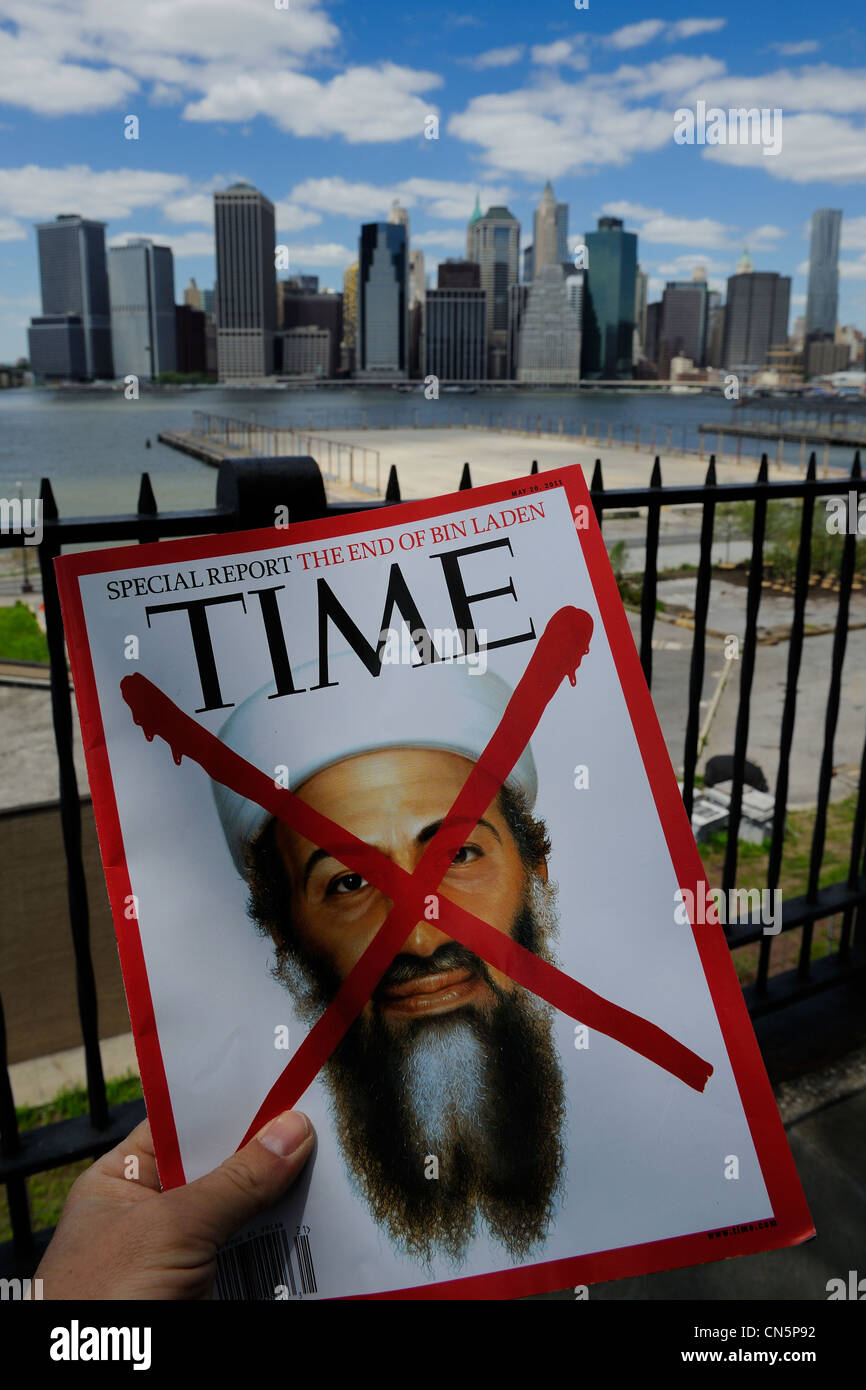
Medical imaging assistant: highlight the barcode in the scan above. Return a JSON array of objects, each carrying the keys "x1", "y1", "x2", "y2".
[{"x1": 215, "y1": 1223, "x2": 318, "y2": 1300}]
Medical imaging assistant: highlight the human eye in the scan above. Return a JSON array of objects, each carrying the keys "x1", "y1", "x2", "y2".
[
  {"x1": 327, "y1": 871, "x2": 370, "y2": 896},
  {"x1": 450, "y1": 844, "x2": 482, "y2": 866}
]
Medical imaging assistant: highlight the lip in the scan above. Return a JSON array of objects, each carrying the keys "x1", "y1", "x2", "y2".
[{"x1": 380, "y1": 968, "x2": 483, "y2": 1016}]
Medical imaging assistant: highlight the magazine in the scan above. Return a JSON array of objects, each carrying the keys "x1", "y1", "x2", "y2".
[{"x1": 55, "y1": 463, "x2": 813, "y2": 1299}]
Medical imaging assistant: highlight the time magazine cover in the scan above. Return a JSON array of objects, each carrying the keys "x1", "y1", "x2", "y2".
[{"x1": 55, "y1": 464, "x2": 813, "y2": 1300}]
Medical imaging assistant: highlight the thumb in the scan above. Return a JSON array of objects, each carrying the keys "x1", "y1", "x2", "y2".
[{"x1": 172, "y1": 1110, "x2": 315, "y2": 1249}]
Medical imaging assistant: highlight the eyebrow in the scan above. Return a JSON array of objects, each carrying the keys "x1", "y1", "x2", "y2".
[{"x1": 301, "y1": 817, "x2": 502, "y2": 890}]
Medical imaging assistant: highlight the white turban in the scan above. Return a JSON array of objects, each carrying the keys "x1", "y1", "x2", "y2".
[{"x1": 211, "y1": 651, "x2": 538, "y2": 878}]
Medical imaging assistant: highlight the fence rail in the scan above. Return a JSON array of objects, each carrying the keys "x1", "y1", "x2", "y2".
[{"x1": 1, "y1": 449, "x2": 865, "y2": 1277}]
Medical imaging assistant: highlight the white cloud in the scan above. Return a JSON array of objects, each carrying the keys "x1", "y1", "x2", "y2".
[
  {"x1": 412, "y1": 230, "x2": 466, "y2": 248},
  {"x1": 703, "y1": 112, "x2": 866, "y2": 182},
  {"x1": 770, "y1": 40, "x2": 820, "y2": 56},
  {"x1": 279, "y1": 242, "x2": 356, "y2": 268},
  {"x1": 0, "y1": 165, "x2": 188, "y2": 220},
  {"x1": 288, "y1": 176, "x2": 511, "y2": 224},
  {"x1": 0, "y1": 217, "x2": 26, "y2": 241},
  {"x1": 468, "y1": 46, "x2": 525, "y2": 70},
  {"x1": 842, "y1": 217, "x2": 866, "y2": 251},
  {"x1": 689, "y1": 63, "x2": 866, "y2": 113},
  {"x1": 652, "y1": 254, "x2": 731, "y2": 276},
  {"x1": 183, "y1": 63, "x2": 441, "y2": 142},
  {"x1": 791, "y1": 293, "x2": 807, "y2": 306},
  {"x1": 449, "y1": 81, "x2": 672, "y2": 179},
  {"x1": 839, "y1": 259, "x2": 866, "y2": 280},
  {"x1": 109, "y1": 229, "x2": 214, "y2": 257},
  {"x1": 607, "y1": 20, "x2": 667, "y2": 51},
  {"x1": 667, "y1": 19, "x2": 726, "y2": 40},
  {"x1": 0, "y1": 2, "x2": 440, "y2": 144},
  {"x1": 273, "y1": 202, "x2": 324, "y2": 233}
]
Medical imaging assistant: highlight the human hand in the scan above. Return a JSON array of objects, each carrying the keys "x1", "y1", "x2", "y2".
[{"x1": 35, "y1": 1109, "x2": 315, "y2": 1300}]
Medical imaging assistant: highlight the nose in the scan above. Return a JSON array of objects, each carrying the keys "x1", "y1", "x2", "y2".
[{"x1": 400, "y1": 905, "x2": 452, "y2": 958}]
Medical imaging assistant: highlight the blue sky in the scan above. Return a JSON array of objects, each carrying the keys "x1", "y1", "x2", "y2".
[{"x1": 1, "y1": 0, "x2": 865, "y2": 362}]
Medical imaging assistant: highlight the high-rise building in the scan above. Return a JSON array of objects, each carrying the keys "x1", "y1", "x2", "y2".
[
  {"x1": 409, "y1": 249, "x2": 426, "y2": 305},
  {"x1": 277, "y1": 326, "x2": 331, "y2": 376},
  {"x1": 507, "y1": 283, "x2": 530, "y2": 380},
  {"x1": 214, "y1": 183, "x2": 276, "y2": 380},
  {"x1": 424, "y1": 288, "x2": 486, "y2": 380},
  {"x1": 706, "y1": 291, "x2": 725, "y2": 369},
  {"x1": 634, "y1": 266, "x2": 649, "y2": 355},
  {"x1": 184, "y1": 277, "x2": 203, "y2": 310},
  {"x1": 29, "y1": 214, "x2": 113, "y2": 379},
  {"x1": 341, "y1": 262, "x2": 359, "y2": 373},
  {"x1": 806, "y1": 209, "x2": 842, "y2": 340},
  {"x1": 806, "y1": 339, "x2": 850, "y2": 378},
  {"x1": 467, "y1": 204, "x2": 520, "y2": 379},
  {"x1": 532, "y1": 183, "x2": 568, "y2": 273},
  {"x1": 523, "y1": 244, "x2": 534, "y2": 284},
  {"x1": 517, "y1": 264, "x2": 581, "y2": 384},
  {"x1": 438, "y1": 260, "x2": 480, "y2": 290},
  {"x1": 175, "y1": 304, "x2": 208, "y2": 375},
  {"x1": 660, "y1": 275, "x2": 708, "y2": 368},
  {"x1": 108, "y1": 239, "x2": 176, "y2": 379},
  {"x1": 722, "y1": 263, "x2": 790, "y2": 370},
  {"x1": 278, "y1": 287, "x2": 342, "y2": 377},
  {"x1": 533, "y1": 183, "x2": 558, "y2": 273},
  {"x1": 387, "y1": 199, "x2": 410, "y2": 235},
  {"x1": 581, "y1": 217, "x2": 637, "y2": 378},
  {"x1": 645, "y1": 302, "x2": 661, "y2": 367},
  {"x1": 358, "y1": 222, "x2": 408, "y2": 378}
]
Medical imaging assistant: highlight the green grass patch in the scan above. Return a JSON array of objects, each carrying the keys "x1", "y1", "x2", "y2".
[
  {"x1": 0, "y1": 1072, "x2": 143, "y2": 1244},
  {"x1": 0, "y1": 601, "x2": 49, "y2": 662},
  {"x1": 699, "y1": 795, "x2": 858, "y2": 985}
]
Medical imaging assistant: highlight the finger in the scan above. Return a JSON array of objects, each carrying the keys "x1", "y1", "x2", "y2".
[
  {"x1": 95, "y1": 1117, "x2": 162, "y2": 1192},
  {"x1": 167, "y1": 1111, "x2": 315, "y2": 1249}
]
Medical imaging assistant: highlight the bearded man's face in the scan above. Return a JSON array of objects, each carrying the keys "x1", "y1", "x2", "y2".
[{"x1": 246, "y1": 747, "x2": 565, "y2": 1265}]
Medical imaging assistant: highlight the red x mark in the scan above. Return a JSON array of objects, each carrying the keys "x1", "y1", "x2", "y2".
[{"x1": 120, "y1": 604, "x2": 712, "y2": 1150}]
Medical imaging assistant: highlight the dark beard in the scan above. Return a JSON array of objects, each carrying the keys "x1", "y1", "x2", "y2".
[{"x1": 269, "y1": 884, "x2": 566, "y2": 1266}]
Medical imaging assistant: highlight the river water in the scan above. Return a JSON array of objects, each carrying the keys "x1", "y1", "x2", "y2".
[{"x1": 0, "y1": 385, "x2": 859, "y2": 518}]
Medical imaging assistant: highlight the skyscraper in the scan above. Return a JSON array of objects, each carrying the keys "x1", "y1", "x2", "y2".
[
  {"x1": 660, "y1": 274, "x2": 708, "y2": 368},
  {"x1": 278, "y1": 286, "x2": 342, "y2": 377},
  {"x1": 108, "y1": 238, "x2": 176, "y2": 379},
  {"x1": 634, "y1": 266, "x2": 649, "y2": 356},
  {"x1": 29, "y1": 214, "x2": 113, "y2": 379},
  {"x1": 806, "y1": 209, "x2": 842, "y2": 340},
  {"x1": 722, "y1": 262, "x2": 790, "y2": 370},
  {"x1": 358, "y1": 222, "x2": 408, "y2": 378},
  {"x1": 387, "y1": 199, "x2": 410, "y2": 235},
  {"x1": 533, "y1": 183, "x2": 559, "y2": 273},
  {"x1": 581, "y1": 217, "x2": 637, "y2": 378},
  {"x1": 425, "y1": 288, "x2": 486, "y2": 380},
  {"x1": 467, "y1": 204, "x2": 520, "y2": 379},
  {"x1": 438, "y1": 261, "x2": 481, "y2": 290},
  {"x1": 214, "y1": 183, "x2": 276, "y2": 380},
  {"x1": 341, "y1": 262, "x2": 359, "y2": 373},
  {"x1": 517, "y1": 264, "x2": 581, "y2": 384}
]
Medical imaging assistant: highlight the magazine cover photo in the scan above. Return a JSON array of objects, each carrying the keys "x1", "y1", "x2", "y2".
[{"x1": 56, "y1": 467, "x2": 812, "y2": 1299}]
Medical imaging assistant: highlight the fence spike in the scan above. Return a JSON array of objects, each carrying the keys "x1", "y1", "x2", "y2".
[
  {"x1": 530, "y1": 459, "x2": 539, "y2": 474},
  {"x1": 704, "y1": 454, "x2": 716, "y2": 485},
  {"x1": 137, "y1": 472, "x2": 157, "y2": 515},
  {"x1": 806, "y1": 451, "x2": 816, "y2": 480},
  {"x1": 590, "y1": 458, "x2": 604, "y2": 491},
  {"x1": 385, "y1": 465, "x2": 401, "y2": 502},
  {"x1": 851, "y1": 449, "x2": 861, "y2": 479},
  {"x1": 757, "y1": 453, "x2": 769, "y2": 483},
  {"x1": 39, "y1": 477, "x2": 58, "y2": 521},
  {"x1": 649, "y1": 455, "x2": 662, "y2": 487},
  {"x1": 459, "y1": 462, "x2": 473, "y2": 490}
]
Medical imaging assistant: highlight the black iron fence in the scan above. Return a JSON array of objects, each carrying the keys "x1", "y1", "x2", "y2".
[{"x1": 1, "y1": 450, "x2": 865, "y2": 1277}]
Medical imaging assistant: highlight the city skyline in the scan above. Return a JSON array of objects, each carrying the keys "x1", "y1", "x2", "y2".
[{"x1": 1, "y1": 1, "x2": 865, "y2": 362}]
